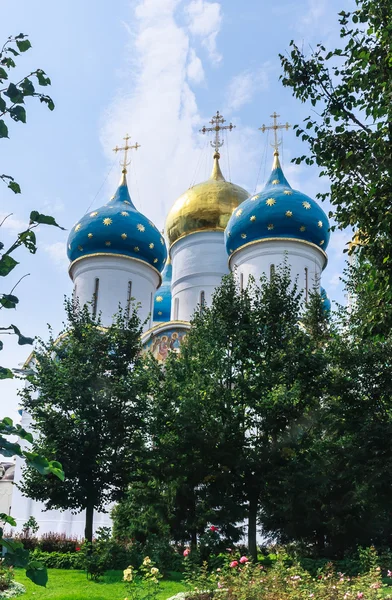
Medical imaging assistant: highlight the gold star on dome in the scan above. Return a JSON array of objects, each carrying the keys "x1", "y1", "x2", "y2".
[
  {"x1": 320, "y1": 240, "x2": 325, "y2": 246},
  {"x1": 149, "y1": 242, "x2": 154, "y2": 249},
  {"x1": 284, "y1": 190, "x2": 293, "y2": 195},
  {"x1": 229, "y1": 249, "x2": 233, "y2": 254},
  {"x1": 266, "y1": 198, "x2": 276, "y2": 206},
  {"x1": 68, "y1": 244, "x2": 71, "y2": 249},
  {"x1": 90, "y1": 211, "x2": 98, "y2": 217},
  {"x1": 300, "y1": 225, "x2": 306, "y2": 232},
  {"x1": 121, "y1": 211, "x2": 129, "y2": 217},
  {"x1": 124, "y1": 200, "x2": 131, "y2": 205},
  {"x1": 137, "y1": 224, "x2": 145, "y2": 232},
  {"x1": 241, "y1": 233, "x2": 247, "y2": 239},
  {"x1": 88, "y1": 233, "x2": 93, "y2": 238},
  {"x1": 153, "y1": 258, "x2": 158, "y2": 264},
  {"x1": 236, "y1": 209, "x2": 243, "y2": 217},
  {"x1": 160, "y1": 237, "x2": 164, "y2": 245},
  {"x1": 103, "y1": 218, "x2": 112, "y2": 226},
  {"x1": 267, "y1": 223, "x2": 274, "y2": 230},
  {"x1": 317, "y1": 220, "x2": 323, "y2": 228},
  {"x1": 156, "y1": 296, "x2": 163, "y2": 302},
  {"x1": 250, "y1": 215, "x2": 256, "y2": 222},
  {"x1": 105, "y1": 241, "x2": 111, "y2": 246},
  {"x1": 134, "y1": 246, "x2": 139, "y2": 252},
  {"x1": 75, "y1": 223, "x2": 81, "y2": 232},
  {"x1": 121, "y1": 233, "x2": 127, "y2": 239},
  {"x1": 272, "y1": 179, "x2": 279, "y2": 185},
  {"x1": 110, "y1": 195, "x2": 115, "y2": 201},
  {"x1": 251, "y1": 195, "x2": 258, "y2": 201},
  {"x1": 302, "y1": 201, "x2": 311, "y2": 209},
  {"x1": 158, "y1": 311, "x2": 162, "y2": 316},
  {"x1": 227, "y1": 231, "x2": 231, "y2": 237},
  {"x1": 285, "y1": 210, "x2": 293, "y2": 217},
  {"x1": 77, "y1": 245, "x2": 83, "y2": 251}
]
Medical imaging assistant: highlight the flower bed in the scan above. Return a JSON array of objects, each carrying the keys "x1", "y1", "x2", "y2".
[{"x1": 0, "y1": 581, "x2": 25, "y2": 598}]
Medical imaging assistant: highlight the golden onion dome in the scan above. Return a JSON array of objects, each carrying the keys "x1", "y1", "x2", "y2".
[{"x1": 165, "y1": 152, "x2": 250, "y2": 248}]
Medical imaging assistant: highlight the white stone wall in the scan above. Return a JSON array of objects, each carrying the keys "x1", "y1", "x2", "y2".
[
  {"x1": 70, "y1": 255, "x2": 161, "y2": 331},
  {"x1": 170, "y1": 231, "x2": 229, "y2": 321},
  {"x1": 229, "y1": 239, "x2": 326, "y2": 300}
]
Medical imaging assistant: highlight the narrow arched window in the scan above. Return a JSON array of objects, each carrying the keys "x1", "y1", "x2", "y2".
[
  {"x1": 270, "y1": 264, "x2": 275, "y2": 280},
  {"x1": 240, "y1": 272, "x2": 244, "y2": 292},
  {"x1": 174, "y1": 297, "x2": 179, "y2": 320},
  {"x1": 92, "y1": 278, "x2": 99, "y2": 319},
  {"x1": 200, "y1": 291, "x2": 205, "y2": 313},
  {"x1": 305, "y1": 267, "x2": 309, "y2": 303},
  {"x1": 126, "y1": 281, "x2": 132, "y2": 319},
  {"x1": 149, "y1": 292, "x2": 153, "y2": 327}
]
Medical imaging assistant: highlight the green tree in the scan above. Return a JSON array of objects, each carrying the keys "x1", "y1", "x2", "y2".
[
  {"x1": 279, "y1": 0, "x2": 392, "y2": 335},
  {"x1": 19, "y1": 299, "x2": 151, "y2": 543},
  {"x1": 150, "y1": 268, "x2": 329, "y2": 559}
]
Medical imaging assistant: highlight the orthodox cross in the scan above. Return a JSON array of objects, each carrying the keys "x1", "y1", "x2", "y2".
[
  {"x1": 259, "y1": 112, "x2": 291, "y2": 153},
  {"x1": 113, "y1": 134, "x2": 141, "y2": 173},
  {"x1": 200, "y1": 111, "x2": 235, "y2": 157}
]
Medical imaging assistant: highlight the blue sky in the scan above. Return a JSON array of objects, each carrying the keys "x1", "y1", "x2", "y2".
[{"x1": 1, "y1": 0, "x2": 353, "y2": 422}]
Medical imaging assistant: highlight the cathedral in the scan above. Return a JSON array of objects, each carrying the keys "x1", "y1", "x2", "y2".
[{"x1": 7, "y1": 112, "x2": 331, "y2": 537}]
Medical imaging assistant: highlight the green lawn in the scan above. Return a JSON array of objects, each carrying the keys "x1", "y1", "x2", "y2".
[{"x1": 16, "y1": 569, "x2": 186, "y2": 600}]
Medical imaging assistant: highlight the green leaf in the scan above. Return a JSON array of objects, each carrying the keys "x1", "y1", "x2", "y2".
[
  {"x1": 8, "y1": 180, "x2": 21, "y2": 193},
  {"x1": 10, "y1": 324, "x2": 34, "y2": 345},
  {"x1": 0, "y1": 120, "x2": 9, "y2": 138},
  {"x1": 0, "y1": 255, "x2": 18, "y2": 276},
  {"x1": 4, "y1": 83, "x2": 24, "y2": 104},
  {"x1": 26, "y1": 561, "x2": 48, "y2": 587},
  {"x1": 0, "y1": 340, "x2": 3, "y2": 350},
  {"x1": 39, "y1": 95, "x2": 55, "y2": 111},
  {"x1": 0, "y1": 367, "x2": 13, "y2": 379},
  {"x1": 29, "y1": 211, "x2": 65, "y2": 230},
  {"x1": 0, "y1": 294, "x2": 19, "y2": 309},
  {"x1": 4, "y1": 544, "x2": 30, "y2": 568},
  {"x1": 18, "y1": 230, "x2": 37, "y2": 253},
  {"x1": 20, "y1": 78, "x2": 35, "y2": 96},
  {"x1": 10, "y1": 105, "x2": 26, "y2": 123},
  {"x1": 16, "y1": 39, "x2": 32, "y2": 53},
  {"x1": 36, "y1": 70, "x2": 51, "y2": 86},
  {"x1": 0, "y1": 67, "x2": 8, "y2": 80},
  {"x1": 0, "y1": 513, "x2": 16, "y2": 527},
  {"x1": 0, "y1": 95, "x2": 6, "y2": 112}
]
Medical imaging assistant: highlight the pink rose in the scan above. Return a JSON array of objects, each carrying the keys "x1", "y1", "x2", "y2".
[
  {"x1": 218, "y1": 583, "x2": 223, "y2": 589},
  {"x1": 239, "y1": 556, "x2": 249, "y2": 564},
  {"x1": 388, "y1": 570, "x2": 392, "y2": 578},
  {"x1": 183, "y1": 548, "x2": 190, "y2": 557},
  {"x1": 357, "y1": 593, "x2": 364, "y2": 599},
  {"x1": 230, "y1": 561, "x2": 238, "y2": 568}
]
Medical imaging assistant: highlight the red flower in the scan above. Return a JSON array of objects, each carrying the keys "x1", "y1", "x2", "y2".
[
  {"x1": 183, "y1": 548, "x2": 190, "y2": 557},
  {"x1": 76, "y1": 547, "x2": 81, "y2": 552},
  {"x1": 210, "y1": 526, "x2": 218, "y2": 532},
  {"x1": 239, "y1": 556, "x2": 249, "y2": 564},
  {"x1": 230, "y1": 561, "x2": 239, "y2": 568}
]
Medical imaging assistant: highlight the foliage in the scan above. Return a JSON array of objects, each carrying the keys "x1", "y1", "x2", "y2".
[
  {"x1": 29, "y1": 550, "x2": 85, "y2": 571},
  {"x1": 19, "y1": 300, "x2": 152, "y2": 543},
  {"x1": 279, "y1": 0, "x2": 392, "y2": 336},
  {"x1": 149, "y1": 268, "x2": 330, "y2": 558},
  {"x1": 123, "y1": 556, "x2": 163, "y2": 600},
  {"x1": 21, "y1": 517, "x2": 39, "y2": 537},
  {"x1": 0, "y1": 581, "x2": 25, "y2": 598},
  {"x1": 181, "y1": 547, "x2": 388, "y2": 600}
]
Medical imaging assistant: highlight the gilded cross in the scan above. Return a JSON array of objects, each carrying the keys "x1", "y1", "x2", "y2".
[
  {"x1": 259, "y1": 112, "x2": 291, "y2": 152},
  {"x1": 200, "y1": 111, "x2": 235, "y2": 157},
  {"x1": 113, "y1": 134, "x2": 141, "y2": 174}
]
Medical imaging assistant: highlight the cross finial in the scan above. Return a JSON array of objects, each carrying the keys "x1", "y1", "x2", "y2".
[
  {"x1": 200, "y1": 111, "x2": 236, "y2": 158},
  {"x1": 113, "y1": 134, "x2": 141, "y2": 174},
  {"x1": 259, "y1": 112, "x2": 291, "y2": 154}
]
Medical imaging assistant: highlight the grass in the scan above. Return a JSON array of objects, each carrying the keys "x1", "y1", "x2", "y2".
[{"x1": 15, "y1": 569, "x2": 186, "y2": 600}]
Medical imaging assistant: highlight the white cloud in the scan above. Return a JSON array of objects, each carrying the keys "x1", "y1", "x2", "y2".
[
  {"x1": 299, "y1": 0, "x2": 327, "y2": 30},
  {"x1": 185, "y1": 0, "x2": 222, "y2": 64},
  {"x1": 329, "y1": 272, "x2": 342, "y2": 288},
  {"x1": 225, "y1": 66, "x2": 270, "y2": 113},
  {"x1": 43, "y1": 241, "x2": 68, "y2": 269},
  {"x1": 187, "y1": 48, "x2": 205, "y2": 84},
  {"x1": 0, "y1": 213, "x2": 29, "y2": 235}
]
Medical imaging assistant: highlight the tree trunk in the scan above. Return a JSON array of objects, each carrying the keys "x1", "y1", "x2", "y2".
[
  {"x1": 191, "y1": 529, "x2": 197, "y2": 549},
  {"x1": 248, "y1": 494, "x2": 258, "y2": 560},
  {"x1": 85, "y1": 501, "x2": 94, "y2": 544}
]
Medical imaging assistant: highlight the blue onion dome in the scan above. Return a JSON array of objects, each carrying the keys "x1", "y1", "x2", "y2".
[
  {"x1": 225, "y1": 151, "x2": 330, "y2": 260},
  {"x1": 153, "y1": 259, "x2": 172, "y2": 322},
  {"x1": 67, "y1": 170, "x2": 167, "y2": 272},
  {"x1": 320, "y1": 287, "x2": 331, "y2": 314}
]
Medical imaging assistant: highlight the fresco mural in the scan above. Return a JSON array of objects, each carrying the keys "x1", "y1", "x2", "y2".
[{"x1": 143, "y1": 327, "x2": 188, "y2": 362}]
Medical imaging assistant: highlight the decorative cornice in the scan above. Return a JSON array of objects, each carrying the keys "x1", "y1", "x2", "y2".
[
  {"x1": 68, "y1": 253, "x2": 162, "y2": 286},
  {"x1": 169, "y1": 228, "x2": 225, "y2": 252},
  {"x1": 228, "y1": 237, "x2": 328, "y2": 269},
  {"x1": 141, "y1": 319, "x2": 191, "y2": 343}
]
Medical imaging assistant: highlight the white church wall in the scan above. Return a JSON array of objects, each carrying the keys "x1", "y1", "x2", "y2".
[
  {"x1": 170, "y1": 231, "x2": 229, "y2": 321},
  {"x1": 70, "y1": 254, "x2": 161, "y2": 331},
  {"x1": 229, "y1": 239, "x2": 326, "y2": 300}
]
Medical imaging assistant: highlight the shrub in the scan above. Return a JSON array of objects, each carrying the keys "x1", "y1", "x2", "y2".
[
  {"x1": 30, "y1": 549, "x2": 85, "y2": 570},
  {"x1": 123, "y1": 555, "x2": 163, "y2": 600}
]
